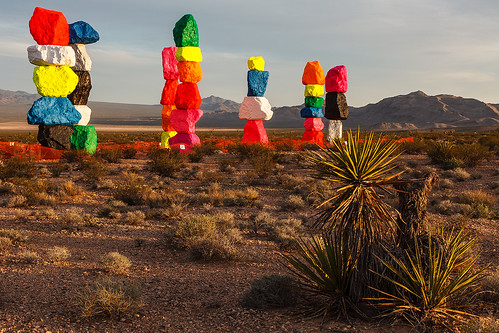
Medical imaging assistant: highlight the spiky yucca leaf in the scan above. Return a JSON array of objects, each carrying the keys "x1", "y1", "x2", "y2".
[
  {"x1": 280, "y1": 233, "x2": 360, "y2": 318},
  {"x1": 368, "y1": 228, "x2": 487, "y2": 329},
  {"x1": 307, "y1": 130, "x2": 404, "y2": 248}
]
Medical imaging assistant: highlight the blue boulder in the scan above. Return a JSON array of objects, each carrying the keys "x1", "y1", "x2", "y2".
[
  {"x1": 300, "y1": 107, "x2": 324, "y2": 118},
  {"x1": 69, "y1": 21, "x2": 100, "y2": 44},
  {"x1": 27, "y1": 97, "x2": 82, "y2": 125},
  {"x1": 247, "y1": 70, "x2": 269, "y2": 97}
]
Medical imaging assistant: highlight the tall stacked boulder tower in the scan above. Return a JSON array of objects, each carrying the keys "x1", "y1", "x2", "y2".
[
  {"x1": 27, "y1": 7, "x2": 99, "y2": 154},
  {"x1": 159, "y1": 46, "x2": 178, "y2": 148},
  {"x1": 324, "y1": 65, "x2": 349, "y2": 141},
  {"x1": 168, "y1": 14, "x2": 203, "y2": 151},
  {"x1": 300, "y1": 61, "x2": 325, "y2": 145},
  {"x1": 239, "y1": 56, "x2": 273, "y2": 144}
]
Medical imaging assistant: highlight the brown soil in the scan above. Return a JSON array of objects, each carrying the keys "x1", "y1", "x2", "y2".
[{"x1": 0, "y1": 152, "x2": 497, "y2": 332}]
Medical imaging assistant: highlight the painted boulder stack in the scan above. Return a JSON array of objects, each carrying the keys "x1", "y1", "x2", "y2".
[
  {"x1": 168, "y1": 14, "x2": 203, "y2": 151},
  {"x1": 300, "y1": 61, "x2": 325, "y2": 145},
  {"x1": 159, "y1": 46, "x2": 178, "y2": 149},
  {"x1": 27, "y1": 7, "x2": 99, "y2": 154},
  {"x1": 324, "y1": 65, "x2": 348, "y2": 141},
  {"x1": 239, "y1": 56, "x2": 273, "y2": 144}
]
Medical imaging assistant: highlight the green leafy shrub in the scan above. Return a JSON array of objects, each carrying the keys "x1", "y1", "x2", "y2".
[
  {"x1": 241, "y1": 275, "x2": 297, "y2": 309},
  {"x1": 74, "y1": 276, "x2": 142, "y2": 318}
]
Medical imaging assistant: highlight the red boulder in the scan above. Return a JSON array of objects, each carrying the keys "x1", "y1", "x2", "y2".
[
  {"x1": 242, "y1": 120, "x2": 269, "y2": 144},
  {"x1": 175, "y1": 83, "x2": 201, "y2": 109},
  {"x1": 29, "y1": 7, "x2": 69, "y2": 46},
  {"x1": 160, "y1": 79, "x2": 178, "y2": 105},
  {"x1": 302, "y1": 130, "x2": 324, "y2": 145}
]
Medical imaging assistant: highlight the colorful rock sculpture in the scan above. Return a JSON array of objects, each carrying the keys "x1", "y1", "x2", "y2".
[
  {"x1": 239, "y1": 57, "x2": 273, "y2": 144},
  {"x1": 159, "y1": 46, "x2": 178, "y2": 149},
  {"x1": 325, "y1": 65, "x2": 349, "y2": 141},
  {"x1": 300, "y1": 61, "x2": 325, "y2": 145},
  {"x1": 27, "y1": 7, "x2": 99, "y2": 154},
  {"x1": 168, "y1": 14, "x2": 204, "y2": 151}
]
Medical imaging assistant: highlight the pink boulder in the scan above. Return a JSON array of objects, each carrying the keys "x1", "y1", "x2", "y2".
[
  {"x1": 170, "y1": 109, "x2": 203, "y2": 133},
  {"x1": 169, "y1": 133, "x2": 201, "y2": 151},
  {"x1": 302, "y1": 130, "x2": 324, "y2": 145},
  {"x1": 325, "y1": 65, "x2": 348, "y2": 93},
  {"x1": 304, "y1": 117, "x2": 324, "y2": 131},
  {"x1": 160, "y1": 79, "x2": 178, "y2": 105},
  {"x1": 162, "y1": 47, "x2": 179, "y2": 80},
  {"x1": 242, "y1": 120, "x2": 269, "y2": 144},
  {"x1": 29, "y1": 7, "x2": 69, "y2": 46},
  {"x1": 175, "y1": 83, "x2": 202, "y2": 109}
]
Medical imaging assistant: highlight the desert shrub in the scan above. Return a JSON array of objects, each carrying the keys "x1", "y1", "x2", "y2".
[
  {"x1": 0, "y1": 228, "x2": 28, "y2": 244},
  {"x1": 121, "y1": 146, "x2": 137, "y2": 159},
  {"x1": 47, "y1": 160, "x2": 69, "y2": 177},
  {"x1": 438, "y1": 178, "x2": 454, "y2": 189},
  {"x1": 114, "y1": 172, "x2": 153, "y2": 206},
  {"x1": 46, "y1": 246, "x2": 71, "y2": 262},
  {"x1": 19, "y1": 250, "x2": 40, "y2": 263},
  {"x1": 16, "y1": 181, "x2": 58, "y2": 206},
  {"x1": 161, "y1": 196, "x2": 189, "y2": 219},
  {"x1": 0, "y1": 237, "x2": 12, "y2": 251},
  {"x1": 428, "y1": 142, "x2": 490, "y2": 169},
  {"x1": 188, "y1": 142, "x2": 216, "y2": 163},
  {"x1": 265, "y1": 218, "x2": 303, "y2": 249},
  {"x1": 370, "y1": 229, "x2": 486, "y2": 331},
  {"x1": 241, "y1": 275, "x2": 297, "y2": 309},
  {"x1": 223, "y1": 187, "x2": 259, "y2": 207},
  {"x1": 78, "y1": 158, "x2": 109, "y2": 181},
  {"x1": 61, "y1": 150, "x2": 89, "y2": 163},
  {"x1": 58, "y1": 180, "x2": 82, "y2": 198},
  {"x1": 399, "y1": 138, "x2": 430, "y2": 155},
  {"x1": 0, "y1": 157, "x2": 38, "y2": 180},
  {"x1": 169, "y1": 213, "x2": 240, "y2": 260},
  {"x1": 148, "y1": 148, "x2": 185, "y2": 177},
  {"x1": 249, "y1": 148, "x2": 278, "y2": 178},
  {"x1": 444, "y1": 167, "x2": 471, "y2": 181},
  {"x1": 100, "y1": 252, "x2": 132, "y2": 274},
  {"x1": 479, "y1": 268, "x2": 499, "y2": 303},
  {"x1": 228, "y1": 142, "x2": 268, "y2": 161},
  {"x1": 96, "y1": 148, "x2": 123, "y2": 163},
  {"x1": 219, "y1": 157, "x2": 238, "y2": 173},
  {"x1": 457, "y1": 190, "x2": 496, "y2": 219},
  {"x1": 459, "y1": 317, "x2": 499, "y2": 333},
  {"x1": 243, "y1": 211, "x2": 277, "y2": 234},
  {"x1": 74, "y1": 276, "x2": 142, "y2": 318},
  {"x1": 122, "y1": 211, "x2": 146, "y2": 225},
  {"x1": 282, "y1": 194, "x2": 306, "y2": 211},
  {"x1": 60, "y1": 208, "x2": 85, "y2": 225}
]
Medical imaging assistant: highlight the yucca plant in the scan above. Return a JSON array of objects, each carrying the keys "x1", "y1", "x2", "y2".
[
  {"x1": 368, "y1": 228, "x2": 487, "y2": 331},
  {"x1": 281, "y1": 233, "x2": 360, "y2": 318},
  {"x1": 306, "y1": 130, "x2": 404, "y2": 250}
]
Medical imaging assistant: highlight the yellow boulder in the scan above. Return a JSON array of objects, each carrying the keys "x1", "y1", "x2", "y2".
[
  {"x1": 33, "y1": 66, "x2": 79, "y2": 97},
  {"x1": 176, "y1": 47, "x2": 203, "y2": 62},
  {"x1": 304, "y1": 84, "x2": 324, "y2": 97},
  {"x1": 161, "y1": 130, "x2": 177, "y2": 149},
  {"x1": 248, "y1": 56, "x2": 265, "y2": 71}
]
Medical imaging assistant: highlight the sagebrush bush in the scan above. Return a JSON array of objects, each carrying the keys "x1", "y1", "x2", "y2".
[
  {"x1": 148, "y1": 148, "x2": 185, "y2": 177},
  {"x1": 241, "y1": 274, "x2": 297, "y2": 309},
  {"x1": 74, "y1": 276, "x2": 142, "y2": 318},
  {"x1": 245, "y1": 211, "x2": 277, "y2": 234},
  {"x1": 265, "y1": 218, "x2": 303, "y2": 249},
  {"x1": 114, "y1": 172, "x2": 153, "y2": 206},
  {"x1": 122, "y1": 211, "x2": 146, "y2": 225},
  {"x1": 0, "y1": 157, "x2": 38, "y2": 180},
  {"x1": 58, "y1": 180, "x2": 82, "y2": 198},
  {"x1": 46, "y1": 246, "x2": 70, "y2": 262},
  {"x1": 457, "y1": 190, "x2": 496, "y2": 219},
  {"x1": 19, "y1": 250, "x2": 40, "y2": 263},
  {"x1": 189, "y1": 235, "x2": 239, "y2": 260},
  {"x1": 100, "y1": 252, "x2": 132, "y2": 274},
  {"x1": 282, "y1": 194, "x2": 306, "y2": 211}
]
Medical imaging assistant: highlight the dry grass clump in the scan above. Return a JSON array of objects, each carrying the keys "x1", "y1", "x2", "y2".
[
  {"x1": 459, "y1": 317, "x2": 499, "y2": 333},
  {"x1": 168, "y1": 213, "x2": 240, "y2": 260},
  {"x1": 114, "y1": 172, "x2": 153, "y2": 206},
  {"x1": 428, "y1": 142, "x2": 490, "y2": 169},
  {"x1": 58, "y1": 180, "x2": 83, "y2": 198},
  {"x1": 241, "y1": 274, "x2": 297, "y2": 309},
  {"x1": 122, "y1": 211, "x2": 146, "y2": 225},
  {"x1": 60, "y1": 208, "x2": 85, "y2": 225},
  {"x1": 264, "y1": 217, "x2": 304, "y2": 249},
  {"x1": 457, "y1": 190, "x2": 496, "y2": 219},
  {"x1": 47, "y1": 160, "x2": 69, "y2": 177},
  {"x1": 19, "y1": 250, "x2": 40, "y2": 263},
  {"x1": 74, "y1": 276, "x2": 142, "y2": 318},
  {"x1": 15, "y1": 180, "x2": 58, "y2": 206},
  {"x1": 243, "y1": 211, "x2": 277, "y2": 234},
  {"x1": 444, "y1": 167, "x2": 471, "y2": 181},
  {"x1": 46, "y1": 246, "x2": 71, "y2": 262},
  {"x1": 61, "y1": 150, "x2": 89, "y2": 163},
  {"x1": 439, "y1": 178, "x2": 454, "y2": 189},
  {"x1": 0, "y1": 157, "x2": 38, "y2": 180},
  {"x1": 0, "y1": 237, "x2": 12, "y2": 251},
  {"x1": 96, "y1": 148, "x2": 123, "y2": 163},
  {"x1": 100, "y1": 252, "x2": 132, "y2": 274},
  {"x1": 282, "y1": 194, "x2": 306, "y2": 211},
  {"x1": 192, "y1": 183, "x2": 259, "y2": 207},
  {"x1": 219, "y1": 157, "x2": 238, "y2": 173},
  {"x1": 78, "y1": 158, "x2": 110, "y2": 181},
  {"x1": 0, "y1": 228, "x2": 28, "y2": 244}
]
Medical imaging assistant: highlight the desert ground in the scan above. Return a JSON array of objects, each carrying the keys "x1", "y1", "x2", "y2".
[{"x1": 0, "y1": 131, "x2": 497, "y2": 332}]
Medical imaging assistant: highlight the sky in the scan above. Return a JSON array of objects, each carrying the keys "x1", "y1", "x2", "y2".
[{"x1": 0, "y1": 0, "x2": 498, "y2": 107}]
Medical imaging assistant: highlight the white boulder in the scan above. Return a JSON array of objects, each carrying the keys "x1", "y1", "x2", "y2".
[
  {"x1": 71, "y1": 44, "x2": 92, "y2": 71},
  {"x1": 327, "y1": 120, "x2": 342, "y2": 142},
  {"x1": 238, "y1": 96, "x2": 273, "y2": 121},
  {"x1": 27, "y1": 45, "x2": 76, "y2": 66},
  {"x1": 75, "y1": 105, "x2": 92, "y2": 125}
]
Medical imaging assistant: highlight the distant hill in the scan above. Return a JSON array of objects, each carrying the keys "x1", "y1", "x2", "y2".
[{"x1": 1, "y1": 89, "x2": 498, "y2": 130}]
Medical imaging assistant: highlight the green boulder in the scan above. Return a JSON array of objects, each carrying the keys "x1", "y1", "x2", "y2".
[
  {"x1": 70, "y1": 125, "x2": 97, "y2": 155},
  {"x1": 305, "y1": 96, "x2": 324, "y2": 108},
  {"x1": 173, "y1": 14, "x2": 199, "y2": 47}
]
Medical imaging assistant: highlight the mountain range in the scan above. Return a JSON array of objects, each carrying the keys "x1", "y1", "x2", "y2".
[{"x1": 1, "y1": 89, "x2": 498, "y2": 130}]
